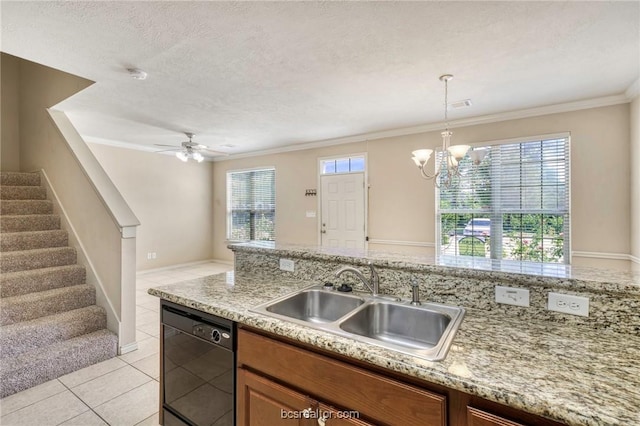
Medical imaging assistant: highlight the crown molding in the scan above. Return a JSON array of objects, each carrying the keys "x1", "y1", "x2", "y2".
[
  {"x1": 82, "y1": 92, "x2": 632, "y2": 162},
  {"x1": 626, "y1": 77, "x2": 640, "y2": 100},
  {"x1": 213, "y1": 93, "x2": 630, "y2": 162}
]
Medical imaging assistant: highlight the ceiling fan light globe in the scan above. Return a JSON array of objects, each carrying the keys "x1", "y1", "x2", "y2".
[
  {"x1": 193, "y1": 152, "x2": 204, "y2": 162},
  {"x1": 176, "y1": 151, "x2": 188, "y2": 162}
]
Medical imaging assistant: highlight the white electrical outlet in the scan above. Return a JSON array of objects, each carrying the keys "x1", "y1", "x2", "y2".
[
  {"x1": 495, "y1": 286, "x2": 530, "y2": 307},
  {"x1": 279, "y1": 258, "x2": 295, "y2": 272},
  {"x1": 548, "y1": 292, "x2": 589, "y2": 317}
]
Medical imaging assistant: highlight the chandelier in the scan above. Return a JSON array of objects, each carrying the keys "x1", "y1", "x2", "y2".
[{"x1": 411, "y1": 74, "x2": 487, "y2": 187}]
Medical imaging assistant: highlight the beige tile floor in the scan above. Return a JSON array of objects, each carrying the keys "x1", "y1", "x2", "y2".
[{"x1": 0, "y1": 261, "x2": 233, "y2": 426}]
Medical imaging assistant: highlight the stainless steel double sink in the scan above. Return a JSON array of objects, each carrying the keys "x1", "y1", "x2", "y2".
[{"x1": 251, "y1": 285, "x2": 465, "y2": 361}]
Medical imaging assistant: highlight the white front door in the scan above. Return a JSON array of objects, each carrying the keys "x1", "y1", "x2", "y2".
[{"x1": 320, "y1": 173, "x2": 365, "y2": 249}]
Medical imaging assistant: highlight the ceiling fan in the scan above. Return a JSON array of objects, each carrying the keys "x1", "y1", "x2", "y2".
[{"x1": 154, "y1": 133, "x2": 228, "y2": 162}]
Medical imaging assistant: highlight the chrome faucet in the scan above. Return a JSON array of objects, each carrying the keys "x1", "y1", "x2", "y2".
[{"x1": 335, "y1": 262, "x2": 380, "y2": 296}]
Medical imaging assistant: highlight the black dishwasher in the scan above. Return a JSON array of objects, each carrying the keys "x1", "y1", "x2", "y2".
[{"x1": 161, "y1": 300, "x2": 235, "y2": 426}]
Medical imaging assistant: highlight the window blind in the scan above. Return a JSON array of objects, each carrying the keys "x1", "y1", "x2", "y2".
[
  {"x1": 437, "y1": 137, "x2": 570, "y2": 264},
  {"x1": 227, "y1": 168, "x2": 275, "y2": 241}
]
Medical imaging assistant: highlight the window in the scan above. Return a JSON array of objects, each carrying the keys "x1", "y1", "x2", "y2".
[
  {"x1": 321, "y1": 155, "x2": 365, "y2": 174},
  {"x1": 227, "y1": 168, "x2": 275, "y2": 242},
  {"x1": 437, "y1": 136, "x2": 570, "y2": 264}
]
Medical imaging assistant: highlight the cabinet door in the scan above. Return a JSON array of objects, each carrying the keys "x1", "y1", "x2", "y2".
[
  {"x1": 317, "y1": 403, "x2": 375, "y2": 426},
  {"x1": 237, "y1": 368, "x2": 316, "y2": 426},
  {"x1": 467, "y1": 407, "x2": 526, "y2": 426},
  {"x1": 238, "y1": 329, "x2": 446, "y2": 426}
]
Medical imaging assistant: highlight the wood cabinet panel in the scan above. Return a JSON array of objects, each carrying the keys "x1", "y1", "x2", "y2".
[
  {"x1": 317, "y1": 403, "x2": 376, "y2": 426},
  {"x1": 467, "y1": 407, "x2": 526, "y2": 426},
  {"x1": 238, "y1": 368, "x2": 315, "y2": 426},
  {"x1": 238, "y1": 329, "x2": 446, "y2": 426}
]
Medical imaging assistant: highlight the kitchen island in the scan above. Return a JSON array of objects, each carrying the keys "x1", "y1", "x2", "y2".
[{"x1": 149, "y1": 267, "x2": 640, "y2": 426}]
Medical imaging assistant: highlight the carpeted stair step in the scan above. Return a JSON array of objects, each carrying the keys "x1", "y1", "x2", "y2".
[
  {"x1": 1, "y1": 230, "x2": 68, "y2": 252},
  {"x1": 0, "y1": 185, "x2": 46, "y2": 200},
  {"x1": 1, "y1": 214, "x2": 60, "y2": 233},
  {"x1": 1, "y1": 200, "x2": 53, "y2": 215},
  {"x1": 0, "y1": 246, "x2": 75, "y2": 273},
  {"x1": 0, "y1": 284, "x2": 95, "y2": 326},
  {"x1": 0, "y1": 329, "x2": 118, "y2": 398},
  {"x1": 0, "y1": 172, "x2": 41, "y2": 186},
  {"x1": 0, "y1": 265, "x2": 86, "y2": 298},
  {"x1": 0, "y1": 306, "x2": 107, "y2": 359}
]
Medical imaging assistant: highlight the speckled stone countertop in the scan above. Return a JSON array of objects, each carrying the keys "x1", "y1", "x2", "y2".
[
  {"x1": 231, "y1": 242, "x2": 640, "y2": 294},
  {"x1": 149, "y1": 271, "x2": 640, "y2": 426}
]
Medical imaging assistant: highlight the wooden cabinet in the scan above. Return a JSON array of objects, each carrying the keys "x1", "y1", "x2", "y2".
[
  {"x1": 317, "y1": 403, "x2": 375, "y2": 426},
  {"x1": 467, "y1": 407, "x2": 525, "y2": 426},
  {"x1": 237, "y1": 368, "x2": 315, "y2": 426},
  {"x1": 237, "y1": 327, "x2": 563, "y2": 426},
  {"x1": 238, "y1": 328, "x2": 445, "y2": 425}
]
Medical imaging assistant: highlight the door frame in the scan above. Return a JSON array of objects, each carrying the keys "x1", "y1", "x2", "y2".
[{"x1": 316, "y1": 153, "x2": 368, "y2": 250}]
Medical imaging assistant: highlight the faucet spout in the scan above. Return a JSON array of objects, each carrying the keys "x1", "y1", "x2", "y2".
[{"x1": 335, "y1": 262, "x2": 380, "y2": 296}]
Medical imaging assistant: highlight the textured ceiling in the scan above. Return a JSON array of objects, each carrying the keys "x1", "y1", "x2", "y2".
[{"x1": 1, "y1": 1, "x2": 639, "y2": 155}]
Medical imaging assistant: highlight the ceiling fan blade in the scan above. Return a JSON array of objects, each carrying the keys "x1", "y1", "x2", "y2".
[
  {"x1": 154, "y1": 148, "x2": 181, "y2": 153},
  {"x1": 154, "y1": 143, "x2": 179, "y2": 148}
]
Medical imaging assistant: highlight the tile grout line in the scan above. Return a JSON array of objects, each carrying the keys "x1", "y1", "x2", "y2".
[
  {"x1": 45, "y1": 379, "x2": 96, "y2": 426},
  {"x1": 63, "y1": 371, "x2": 155, "y2": 423},
  {"x1": 0, "y1": 379, "x2": 68, "y2": 418},
  {"x1": 58, "y1": 379, "x2": 110, "y2": 426}
]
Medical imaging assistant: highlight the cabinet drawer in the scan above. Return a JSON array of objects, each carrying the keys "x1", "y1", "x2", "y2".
[
  {"x1": 238, "y1": 329, "x2": 446, "y2": 426},
  {"x1": 467, "y1": 407, "x2": 525, "y2": 426}
]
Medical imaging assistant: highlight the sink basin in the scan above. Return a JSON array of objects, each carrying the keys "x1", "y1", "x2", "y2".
[
  {"x1": 339, "y1": 302, "x2": 452, "y2": 350},
  {"x1": 252, "y1": 285, "x2": 464, "y2": 361},
  {"x1": 264, "y1": 289, "x2": 365, "y2": 323}
]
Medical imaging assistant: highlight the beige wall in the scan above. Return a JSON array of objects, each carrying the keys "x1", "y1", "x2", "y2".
[
  {"x1": 89, "y1": 143, "x2": 215, "y2": 270},
  {"x1": 1, "y1": 54, "x2": 21, "y2": 171},
  {"x1": 631, "y1": 96, "x2": 640, "y2": 262},
  {"x1": 10, "y1": 55, "x2": 137, "y2": 350},
  {"x1": 213, "y1": 104, "x2": 632, "y2": 268}
]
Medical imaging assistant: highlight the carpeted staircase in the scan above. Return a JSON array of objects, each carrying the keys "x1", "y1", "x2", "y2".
[{"x1": 0, "y1": 171, "x2": 118, "y2": 398}]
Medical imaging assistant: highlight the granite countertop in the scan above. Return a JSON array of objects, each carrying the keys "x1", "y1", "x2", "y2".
[
  {"x1": 231, "y1": 242, "x2": 640, "y2": 294},
  {"x1": 149, "y1": 271, "x2": 640, "y2": 426}
]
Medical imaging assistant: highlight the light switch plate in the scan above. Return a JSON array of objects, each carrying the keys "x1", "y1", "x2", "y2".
[{"x1": 495, "y1": 286, "x2": 530, "y2": 307}]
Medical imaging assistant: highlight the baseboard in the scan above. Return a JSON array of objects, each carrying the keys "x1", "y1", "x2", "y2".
[
  {"x1": 119, "y1": 341, "x2": 139, "y2": 355},
  {"x1": 368, "y1": 239, "x2": 436, "y2": 248},
  {"x1": 630, "y1": 255, "x2": 640, "y2": 265},
  {"x1": 571, "y1": 251, "x2": 634, "y2": 261},
  {"x1": 137, "y1": 258, "x2": 234, "y2": 276}
]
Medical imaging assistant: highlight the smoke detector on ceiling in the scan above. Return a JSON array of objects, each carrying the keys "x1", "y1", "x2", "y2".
[
  {"x1": 127, "y1": 68, "x2": 147, "y2": 80},
  {"x1": 449, "y1": 99, "x2": 472, "y2": 109}
]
